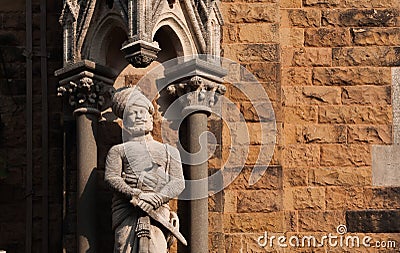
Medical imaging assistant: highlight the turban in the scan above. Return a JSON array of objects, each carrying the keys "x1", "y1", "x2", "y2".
[{"x1": 111, "y1": 87, "x2": 154, "y2": 119}]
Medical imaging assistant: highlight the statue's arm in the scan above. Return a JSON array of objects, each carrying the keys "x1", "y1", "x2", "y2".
[
  {"x1": 104, "y1": 145, "x2": 140, "y2": 198},
  {"x1": 158, "y1": 146, "x2": 185, "y2": 202}
]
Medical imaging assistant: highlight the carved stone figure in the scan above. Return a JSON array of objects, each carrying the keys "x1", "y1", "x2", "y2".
[{"x1": 105, "y1": 87, "x2": 185, "y2": 253}]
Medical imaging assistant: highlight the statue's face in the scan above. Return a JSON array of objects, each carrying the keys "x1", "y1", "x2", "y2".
[{"x1": 124, "y1": 105, "x2": 153, "y2": 135}]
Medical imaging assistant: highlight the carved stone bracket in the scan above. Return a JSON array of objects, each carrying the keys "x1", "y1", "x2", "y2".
[
  {"x1": 55, "y1": 60, "x2": 116, "y2": 115},
  {"x1": 121, "y1": 40, "x2": 160, "y2": 68},
  {"x1": 159, "y1": 58, "x2": 227, "y2": 116}
]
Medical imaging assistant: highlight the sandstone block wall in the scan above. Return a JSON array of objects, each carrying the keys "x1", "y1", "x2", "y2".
[{"x1": 219, "y1": 0, "x2": 400, "y2": 252}]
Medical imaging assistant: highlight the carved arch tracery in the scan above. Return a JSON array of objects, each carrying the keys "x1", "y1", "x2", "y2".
[{"x1": 60, "y1": 0, "x2": 223, "y2": 69}]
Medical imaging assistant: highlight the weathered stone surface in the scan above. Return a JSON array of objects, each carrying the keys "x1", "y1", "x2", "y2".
[
  {"x1": 283, "y1": 124, "x2": 299, "y2": 144},
  {"x1": 221, "y1": 102, "x2": 242, "y2": 122},
  {"x1": 222, "y1": 24, "x2": 238, "y2": 43},
  {"x1": 332, "y1": 47, "x2": 400, "y2": 66},
  {"x1": 342, "y1": 0, "x2": 399, "y2": 8},
  {"x1": 283, "y1": 86, "x2": 341, "y2": 105},
  {"x1": 243, "y1": 62, "x2": 280, "y2": 83},
  {"x1": 240, "y1": 102, "x2": 276, "y2": 122},
  {"x1": 372, "y1": 145, "x2": 400, "y2": 187},
  {"x1": 228, "y1": 85, "x2": 252, "y2": 102},
  {"x1": 223, "y1": 190, "x2": 237, "y2": 213},
  {"x1": 322, "y1": 9, "x2": 399, "y2": 27},
  {"x1": 224, "y1": 166, "x2": 283, "y2": 190},
  {"x1": 223, "y1": 145, "x2": 248, "y2": 167},
  {"x1": 227, "y1": 85, "x2": 249, "y2": 102},
  {"x1": 283, "y1": 48, "x2": 332, "y2": 67},
  {"x1": 222, "y1": 0, "x2": 278, "y2": 2},
  {"x1": 304, "y1": 0, "x2": 397, "y2": 7},
  {"x1": 282, "y1": 67, "x2": 312, "y2": 86},
  {"x1": 319, "y1": 105, "x2": 392, "y2": 124},
  {"x1": 301, "y1": 125, "x2": 346, "y2": 144},
  {"x1": 302, "y1": 0, "x2": 339, "y2": 6},
  {"x1": 280, "y1": 28, "x2": 304, "y2": 48},
  {"x1": 284, "y1": 106, "x2": 318, "y2": 123},
  {"x1": 348, "y1": 125, "x2": 392, "y2": 144},
  {"x1": 237, "y1": 190, "x2": 283, "y2": 213},
  {"x1": 262, "y1": 81, "x2": 278, "y2": 102},
  {"x1": 229, "y1": 122, "x2": 251, "y2": 145},
  {"x1": 285, "y1": 211, "x2": 298, "y2": 232},
  {"x1": 223, "y1": 43, "x2": 280, "y2": 63},
  {"x1": 320, "y1": 144, "x2": 371, "y2": 166},
  {"x1": 326, "y1": 187, "x2": 366, "y2": 210},
  {"x1": 237, "y1": 23, "x2": 279, "y2": 43},
  {"x1": 247, "y1": 144, "x2": 278, "y2": 167},
  {"x1": 246, "y1": 122, "x2": 276, "y2": 145},
  {"x1": 283, "y1": 9, "x2": 321, "y2": 27},
  {"x1": 221, "y1": 3, "x2": 278, "y2": 23},
  {"x1": 313, "y1": 67, "x2": 392, "y2": 86},
  {"x1": 281, "y1": 0, "x2": 302, "y2": 8},
  {"x1": 223, "y1": 212, "x2": 284, "y2": 233},
  {"x1": 305, "y1": 28, "x2": 350, "y2": 47},
  {"x1": 299, "y1": 211, "x2": 344, "y2": 232},
  {"x1": 352, "y1": 28, "x2": 400, "y2": 46},
  {"x1": 224, "y1": 234, "x2": 242, "y2": 253},
  {"x1": 289, "y1": 187, "x2": 326, "y2": 210},
  {"x1": 310, "y1": 167, "x2": 371, "y2": 186},
  {"x1": 284, "y1": 168, "x2": 309, "y2": 186},
  {"x1": 342, "y1": 86, "x2": 391, "y2": 105},
  {"x1": 209, "y1": 191, "x2": 224, "y2": 212},
  {"x1": 283, "y1": 144, "x2": 319, "y2": 167},
  {"x1": 209, "y1": 212, "x2": 223, "y2": 232},
  {"x1": 346, "y1": 210, "x2": 400, "y2": 233},
  {"x1": 209, "y1": 232, "x2": 224, "y2": 253},
  {"x1": 364, "y1": 187, "x2": 400, "y2": 209}
]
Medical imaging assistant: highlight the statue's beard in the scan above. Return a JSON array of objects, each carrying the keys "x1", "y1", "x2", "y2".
[{"x1": 124, "y1": 122, "x2": 153, "y2": 137}]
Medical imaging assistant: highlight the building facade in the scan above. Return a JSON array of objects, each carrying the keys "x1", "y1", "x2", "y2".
[{"x1": 0, "y1": 0, "x2": 399, "y2": 252}]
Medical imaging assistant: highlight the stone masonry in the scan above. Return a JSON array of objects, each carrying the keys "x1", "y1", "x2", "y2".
[
  {"x1": 0, "y1": 0, "x2": 400, "y2": 252},
  {"x1": 220, "y1": 0, "x2": 400, "y2": 252}
]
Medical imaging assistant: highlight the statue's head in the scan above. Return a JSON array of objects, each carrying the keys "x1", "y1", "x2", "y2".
[{"x1": 112, "y1": 87, "x2": 154, "y2": 136}]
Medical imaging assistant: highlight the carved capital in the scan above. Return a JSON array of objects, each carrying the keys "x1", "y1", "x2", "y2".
[
  {"x1": 55, "y1": 60, "x2": 117, "y2": 115},
  {"x1": 58, "y1": 77, "x2": 114, "y2": 111},
  {"x1": 167, "y1": 76, "x2": 226, "y2": 115}
]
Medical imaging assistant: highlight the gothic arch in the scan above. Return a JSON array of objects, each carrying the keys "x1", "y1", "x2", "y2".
[
  {"x1": 83, "y1": 13, "x2": 129, "y2": 73},
  {"x1": 153, "y1": 14, "x2": 197, "y2": 56}
]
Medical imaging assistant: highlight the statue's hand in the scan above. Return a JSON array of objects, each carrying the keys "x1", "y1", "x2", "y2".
[
  {"x1": 139, "y1": 192, "x2": 163, "y2": 209},
  {"x1": 137, "y1": 199, "x2": 154, "y2": 212}
]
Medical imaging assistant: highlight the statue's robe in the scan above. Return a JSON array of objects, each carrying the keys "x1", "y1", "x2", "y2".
[{"x1": 105, "y1": 135, "x2": 185, "y2": 253}]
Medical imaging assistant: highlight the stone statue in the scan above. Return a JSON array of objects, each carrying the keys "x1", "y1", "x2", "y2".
[{"x1": 105, "y1": 87, "x2": 186, "y2": 253}]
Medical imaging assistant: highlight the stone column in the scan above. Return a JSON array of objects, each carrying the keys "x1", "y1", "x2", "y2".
[
  {"x1": 163, "y1": 59, "x2": 226, "y2": 253},
  {"x1": 186, "y1": 111, "x2": 209, "y2": 253},
  {"x1": 55, "y1": 61, "x2": 115, "y2": 253}
]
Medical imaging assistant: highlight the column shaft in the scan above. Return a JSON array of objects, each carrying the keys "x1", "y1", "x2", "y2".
[
  {"x1": 187, "y1": 112, "x2": 208, "y2": 253},
  {"x1": 76, "y1": 112, "x2": 98, "y2": 253}
]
